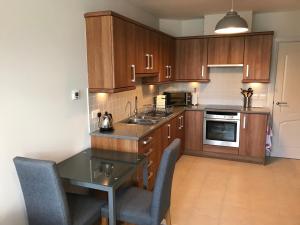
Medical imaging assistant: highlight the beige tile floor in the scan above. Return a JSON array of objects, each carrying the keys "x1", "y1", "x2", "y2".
[{"x1": 170, "y1": 156, "x2": 300, "y2": 225}]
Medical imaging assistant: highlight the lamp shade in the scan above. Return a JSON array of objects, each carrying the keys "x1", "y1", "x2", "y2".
[{"x1": 215, "y1": 11, "x2": 248, "y2": 34}]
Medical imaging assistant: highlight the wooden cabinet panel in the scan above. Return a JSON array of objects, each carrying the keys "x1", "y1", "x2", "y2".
[
  {"x1": 184, "y1": 111, "x2": 203, "y2": 152},
  {"x1": 112, "y1": 17, "x2": 136, "y2": 88},
  {"x1": 135, "y1": 26, "x2": 159, "y2": 74},
  {"x1": 175, "y1": 38, "x2": 209, "y2": 81},
  {"x1": 208, "y1": 36, "x2": 245, "y2": 65},
  {"x1": 243, "y1": 34, "x2": 273, "y2": 82},
  {"x1": 85, "y1": 15, "x2": 136, "y2": 92},
  {"x1": 239, "y1": 113, "x2": 268, "y2": 159},
  {"x1": 143, "y1": 34, "x2": 174, "y2": 84}
]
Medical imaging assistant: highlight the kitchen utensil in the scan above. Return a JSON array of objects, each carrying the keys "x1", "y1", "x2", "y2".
[{"x1": 241, "y1": 88, "x2": 253, "y2": 108}]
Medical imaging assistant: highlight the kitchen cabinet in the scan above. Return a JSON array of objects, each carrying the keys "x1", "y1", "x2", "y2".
[
  {"x1": 184, "y1": 111, "x2": 203, "y2": 153},
  {"x1": 143, "y1": 34, "x2": 175, "y2": 84},
  {"x1": 239, "y1": 113, "x2": 268, "y2": 160},
  {"x1": 85, "y1": 13, "x2": 136, "y2": 93},
  {"x1": 175, "y1": 38, "x2": 209, "y2": 82},
  {"x1": 135, "y1": 26, "x2": 159, "y2": 74},
  {"x1": 243, "y1": 34, "x2": 273, "y2": 83},
  {"x1": 172, "y1": 113, "x2": 185, "y2": 156},
  {"x1": 208, "y1": 36, "x2": 245, "y2": 66}
]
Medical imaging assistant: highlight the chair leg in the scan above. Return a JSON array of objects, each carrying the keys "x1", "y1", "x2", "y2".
[
  {"x1": 101, "y1": 217, "x2": 109, "y2": 225},
  {"x1": 165, "y1": 209, "x2": 171, "y2": 225}
]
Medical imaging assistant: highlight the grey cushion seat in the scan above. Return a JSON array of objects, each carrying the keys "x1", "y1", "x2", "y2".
[
  {"x1": 67, "y1": 193, "x2": 102, "y2": 225},
  {"x1": 101, "y1": 187, "x2": 153, "y2": 225},
  {"x1": 101, "y1": 139, "x2": 180, "y2": 225}
]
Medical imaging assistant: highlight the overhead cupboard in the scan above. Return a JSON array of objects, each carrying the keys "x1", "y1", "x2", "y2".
[{"x1": 84, "y1": 11, "x2": 274, "y2": 93}]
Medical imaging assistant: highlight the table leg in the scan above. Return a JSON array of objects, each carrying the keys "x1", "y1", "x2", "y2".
[
  {"x1": 108, "y1": 189, "x2": 116, "y2": 225},
  {"x1": 143, "y1": 159, "x2": 148, "y2": 189}
]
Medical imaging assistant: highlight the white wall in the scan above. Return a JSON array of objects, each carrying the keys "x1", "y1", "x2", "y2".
[
  {"x1": 159, "y1": 18, "x2": 204, "y2": 37},
  {"x1": 0, "y1": 1, "x2": 157, "y2": 225}
]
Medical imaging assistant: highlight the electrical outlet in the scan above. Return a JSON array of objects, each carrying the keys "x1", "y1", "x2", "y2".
[
  {"x1": 71, "y1": 90, "x2": 80, "y2": 100},
  {"x1": 91, "y1": 110, "x2": 100, "y2": 119}
]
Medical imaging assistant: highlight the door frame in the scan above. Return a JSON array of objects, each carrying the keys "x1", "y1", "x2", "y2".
[{"x1": 270, "y1": 38, "x2": 300, "y2": 157}]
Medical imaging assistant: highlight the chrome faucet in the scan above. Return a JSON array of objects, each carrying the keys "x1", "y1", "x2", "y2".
[
  {"x1": 125, "y1": 101, "x2": 132, "y2": 117},
  {"x1": 133, "y1": 96, "x2": 138, "y2": 117}
]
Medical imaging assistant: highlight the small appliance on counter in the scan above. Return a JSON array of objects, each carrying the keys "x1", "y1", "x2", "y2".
[
  {"x1": 191, "y1": 88, "x2": 198, "y2": 106},
  {"x1": 155, "y1": 95, "x2": 167, "y2": 109},
  {"x1": 163, "y1": 92, "x2": 192, "y2": 106},
  {"x1": 241, "y1": 88, "x2": 253, "y2": 108},
  {"x1": 98, "y1": 111, "x2": 114, "y2": 132}
]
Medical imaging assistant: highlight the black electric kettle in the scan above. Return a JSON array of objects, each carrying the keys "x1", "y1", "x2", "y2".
[{"x1": 98, "y1": 112, "x2": 113, "y2": 132}]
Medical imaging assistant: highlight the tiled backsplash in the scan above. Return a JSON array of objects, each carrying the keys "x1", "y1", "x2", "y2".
[
  {"x1": 159, "y1": 68, "x2": 270, "y2": 107},
  {"x1": 88, "y1": 68, "x2": 271, "y2": 132},
  {"x1": 88, "y1": 80, "x2": 158, "y2": 132}
]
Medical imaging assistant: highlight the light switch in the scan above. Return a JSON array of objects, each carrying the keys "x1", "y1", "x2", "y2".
[{"x1": 72, "y1": 90, "x2": 80, "y2": 100}]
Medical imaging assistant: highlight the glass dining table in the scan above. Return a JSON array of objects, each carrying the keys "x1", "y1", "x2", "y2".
[{"x1": 57, "y1": 148, "x2": 148, "y2": 225}]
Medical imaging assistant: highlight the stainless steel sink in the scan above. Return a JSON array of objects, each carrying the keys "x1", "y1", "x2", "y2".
[{"x1": 122, "y1": 116, "x2": 160, "y2": 125}]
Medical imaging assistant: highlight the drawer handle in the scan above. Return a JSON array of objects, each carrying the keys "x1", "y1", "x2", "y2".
[
  {"x1": 168, "y1": 124, "x2": 171, "y2": 139},
  {"x1": 143, "y1": 136, "x2": 153, "y2": 145},
  {"x1": 147, "y1": 160, "x2": 153, "y2": 168},
  {"x1": 148, "y1": 172, "x2": 154, "y2": 180},
  {"x1": 144, "y1": 148, "x2": 154, "y2": 157}
]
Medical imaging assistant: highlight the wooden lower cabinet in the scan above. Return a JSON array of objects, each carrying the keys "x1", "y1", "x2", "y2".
[
  {"x1": 239, "y1": 113, "x2": 268, "y2": 161},
  {"x1": 184, "y1": 111, "x2": 203, "y2": 153}
]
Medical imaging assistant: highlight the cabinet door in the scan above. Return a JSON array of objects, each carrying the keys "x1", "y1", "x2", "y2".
[
  {"x1": 243, "y1": 34, "x2": 273, "y2": 82},
  {"x1": 161, "y1": 122, "x2": 172, "y2": 153},
  {"x1": 173, "y1": 113, "x2": 185, "y2": 156},
  {"x1": 135, "y1": 26, "x2": 159, "y2": 74},
  {"x1": 113, "y1": 17, "x2": 136, "y2": 88},
  {"x1": 208, "y1": 36, "x2": 244, "y2": 65},
  {"x1": 184, "y1": 111, "x2": 203, "y2": 152},
  {"x1": 175, "y1": 38, "x2": 208, "y2": 81},
  {"x1": 239, "y1": 113, "x2": 268, "y2": 159},
  {"x1": 135, "y1": 26, "x2": 150, "y2": 73}
]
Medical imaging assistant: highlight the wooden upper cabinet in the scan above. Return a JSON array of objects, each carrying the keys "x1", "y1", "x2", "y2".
[
  {"x1": 239, "y1": 113, "x2": 268, "y2": 161},
  {"x1": 175, "y1": 38, "x2": 209, "y2": 81},
  {"x1": 85, "y1": 14, "x2": 136, "y2": 93},
  {"x1": 243, "y1": 34, "x2": 273, "y2": 83},
  {"x1": 208, "y1": 36, "x2": 245, "y2": 66},
  {"x1": 135, "y1": 26, "x2": 159, "y2": 74}
]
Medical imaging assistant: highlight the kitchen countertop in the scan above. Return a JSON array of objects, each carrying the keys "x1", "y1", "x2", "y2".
[{"x1": 90, "y1": 105, "x2": 270, "y2": 140}]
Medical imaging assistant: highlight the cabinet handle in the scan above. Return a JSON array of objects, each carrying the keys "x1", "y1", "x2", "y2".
[
  {"x1": 150, "y1": 54, "x2": 154, "y2": 69},
  {"x1": 178, "y1": 117, "x2": 182, "y2": 130},
  {"x1": 145, "y1": 54, "x2": 150, "y2": 69},
  {"x1": 246, "y1": 65, "x2": 249, "y2": 78},
  {"x1": 181, "y1": 116, "x2": 183, "y2": 128},
  {"x1": 148, "y1": 172, "x2": 154, "y2": 180},
  {"x1": 143, "y1": 136, "x2": 153, "y2": 145},
  {"x1": 131, "y1": 65, "x2": 136, "y2": 82},
  {"x1": 165, "y1": 65, "x2": 169, "y2": 78},
  {"x1": 147, "y1": 160, "x2": 153, "y2": 168},
  {"x1": 144, "y1": 148, "x2": 154, "y2": 157},
  {"x1": 243, "y1": 115, "x2": 247, "y2": 129},
  {"x1": 167, "y1": 124, "x2": 171, "y2": 139},
  {"x1": 169, "y1": 66, "x2": 172, "y2": 78},
  {"x1": 201, "y1": 65, "x2": 204, "y2": 77}
]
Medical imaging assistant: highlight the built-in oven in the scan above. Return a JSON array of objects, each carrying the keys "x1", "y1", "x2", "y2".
[{"x1": 203, "y1": 111, "x2": 240, "y2": 148}]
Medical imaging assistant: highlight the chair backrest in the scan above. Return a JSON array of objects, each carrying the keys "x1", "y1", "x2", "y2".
[
  {"x1": 14, "y1": 157, "x2": 71, "y2": 225},
  {"x1": 150, "y1": 139, "x2": 180, "y2": 225}
]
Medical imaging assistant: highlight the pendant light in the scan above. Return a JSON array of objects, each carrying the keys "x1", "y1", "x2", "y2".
[{"x1": 215, "y1": 0, "x2": 248, "y2": 34}]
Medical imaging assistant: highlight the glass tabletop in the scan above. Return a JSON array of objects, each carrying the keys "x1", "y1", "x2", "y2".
[{"x1": 57, "y1": 148, "x2": 146, "y2": 188}]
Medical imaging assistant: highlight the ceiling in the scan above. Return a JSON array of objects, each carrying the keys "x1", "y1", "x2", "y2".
[{"x1": 127, "y1": 0, "x2": 300, "y2": 19}]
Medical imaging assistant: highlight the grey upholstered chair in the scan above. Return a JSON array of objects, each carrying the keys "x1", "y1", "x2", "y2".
[
  {"x1": 14, "y1": 157, "x2": 105, "y2": 225},
  {"x1": 101, "y1": 138, "x2": 180, "y2": 225}
]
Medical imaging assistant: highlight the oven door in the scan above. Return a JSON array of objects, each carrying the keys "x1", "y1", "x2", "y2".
[{"x1": 203, "y1": 118, "x2": 240, "y2": 148}]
